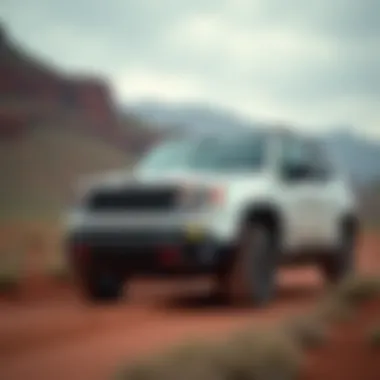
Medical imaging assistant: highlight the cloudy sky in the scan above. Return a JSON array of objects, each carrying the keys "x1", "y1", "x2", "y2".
[{"x1": 1, "y1": 0, "x2": 379, "y2": 136}]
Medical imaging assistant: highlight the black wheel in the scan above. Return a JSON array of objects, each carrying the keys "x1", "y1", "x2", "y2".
[
  {"x1": 80, "y1": 269, "x2": 125, "y2": 303},
  {"x1": 320, "y1": 221, "x2": 357, "y2": 284},
  {"x1": 225, "y1": 223, "x2": 279, "y2": 306}
]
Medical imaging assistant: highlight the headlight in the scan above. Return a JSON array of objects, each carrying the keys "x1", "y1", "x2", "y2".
[{"x1": 177, "y1": 185, "x2": 225, "y2": 210}]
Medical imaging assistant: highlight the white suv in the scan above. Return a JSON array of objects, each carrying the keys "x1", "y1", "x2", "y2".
[{"x1": 65, "y1": 128, "x2": 358, "y2": 305}]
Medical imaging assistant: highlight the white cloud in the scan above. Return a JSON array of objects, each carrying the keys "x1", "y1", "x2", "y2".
[
  {"x1": 170, "y1": 12, "x2": 337, "y2": 74},
  {"x1": 116, "y1": 68, "x2": 204, "y2": 102}
]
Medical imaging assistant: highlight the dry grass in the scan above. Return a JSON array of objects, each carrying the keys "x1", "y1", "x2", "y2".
[
  {"x1": 220, "y1": 328, "x2": 303, "y2": 380},
  {"x1": 0, "y1": 221, "x2": 68, "y2": 289},
  {"x1": 282, "y1": 314, "x2": 328, "y2": 349},
  {"x1": 116, "y1": 340, "x2": 227, "y2": 380},
  {"x1": 332, "y1": 275, "x2": 380, "y2": 306},
  {"x1": 312, "y1": 275, "x2": 380, "y2": 326},
  {"x1": 0, "y1": 228, "x2": 24, "y2": 291},
  {"x1": 117, "y1": 329, "x2": 303, "y2": 380},
  {"x1": 313, "y1": 295, "x2": 355, "y2": 324},
  {"x1": 0, "y1": 272, "x2": 19, "y2": 293},
  {"x1": 0, "y1": 125, "x2": 131, "y2": 221},
  {"x1": 48, "y1": 262, "x2": 71, "y2": 281}
]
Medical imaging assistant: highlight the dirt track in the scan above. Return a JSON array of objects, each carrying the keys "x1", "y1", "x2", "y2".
[{"x1": 0, "y1": 233, "x2": 379, "y2": 380}]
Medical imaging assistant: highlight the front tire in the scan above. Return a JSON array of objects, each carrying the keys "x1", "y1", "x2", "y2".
[
  {"x1": 224, "y1": 223, "x2": 279, "y2": 306},
  {"x1": 80, "y1": 269, "x2": 125, "y2": 303}
]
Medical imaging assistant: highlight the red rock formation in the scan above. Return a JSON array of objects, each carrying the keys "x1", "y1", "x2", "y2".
[
  {"x1": 0, "y1": 26, "x2": 117, "y2": 139},
  {"x1": 0, "y1": 26, "x2": 163, "y2": 155},
  {"x1": 63, "y1": 78, "x2": 116, "y2": 126}
]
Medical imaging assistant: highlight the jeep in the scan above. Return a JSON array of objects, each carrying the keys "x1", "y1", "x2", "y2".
[{"x1": 65, "y1": 128, "x2": 358, "y2": 305}]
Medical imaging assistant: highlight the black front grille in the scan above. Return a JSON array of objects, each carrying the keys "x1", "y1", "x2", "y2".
[{"x1": 87, "y1": 187, "x2": 178, "y2": 212}]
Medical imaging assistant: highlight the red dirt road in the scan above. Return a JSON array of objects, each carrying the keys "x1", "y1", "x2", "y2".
[{"x1": 0, "y1": 233, "x2": 379, "y2": 380}]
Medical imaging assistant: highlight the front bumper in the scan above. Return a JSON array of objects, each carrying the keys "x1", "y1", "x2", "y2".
[{"x1": 66, "y1": 227, "x2": 230, "y2": 276}]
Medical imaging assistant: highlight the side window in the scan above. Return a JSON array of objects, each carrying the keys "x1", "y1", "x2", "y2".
[
  {"x1": 279, "y1": 136, "x2": 325, "y2": 182},
  {"x1": 307, "y1": 140, "x2": 334, "y2": 180}
]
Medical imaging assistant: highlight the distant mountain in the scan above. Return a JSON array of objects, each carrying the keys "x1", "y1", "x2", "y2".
[
  {"x1": 123, "y1": 101, "x2": 259, "y2": 133},
  {"x1": 125, "y1": 101, "x2": 380, "y2": 185}
]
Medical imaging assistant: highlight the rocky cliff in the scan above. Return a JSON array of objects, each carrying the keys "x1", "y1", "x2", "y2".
[
  {"x1": 0, "y1": 25, "x2": 117, "y2": 135},
  {"x1": 0, "y1": 24, "x2": 162, "y2": 154}
]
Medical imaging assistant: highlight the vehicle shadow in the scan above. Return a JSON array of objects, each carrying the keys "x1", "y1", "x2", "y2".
[{"x1": 157, "y1": 282, "x2": 323, "y2": 312}]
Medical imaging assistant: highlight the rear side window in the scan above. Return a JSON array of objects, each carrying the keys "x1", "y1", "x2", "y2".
[
  {"x1": 306, "y1": 139, "x2": 335, "y2": 180},
  {"x1": 280, "y1": 135, "x2": 313, "y2": 170},
  {"x1": 278, "y1": 135, "x2": 334, "y2": 182}
]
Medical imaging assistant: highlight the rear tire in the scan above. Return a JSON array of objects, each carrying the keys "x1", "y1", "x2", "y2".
[
  {"x1": 223, "y1": 222, "x2": 279, "y2": 306},
  {"x1": 320, "y1": 220, "x2": 357, "y2": 284}
]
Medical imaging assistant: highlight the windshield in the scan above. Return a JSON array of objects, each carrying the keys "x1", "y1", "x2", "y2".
[{"x1": 137, "y1": 132, "x2": 268, "y2": 174}]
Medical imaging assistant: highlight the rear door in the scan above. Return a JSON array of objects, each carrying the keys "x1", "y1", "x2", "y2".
[
  {"x1": 276, "y1": 134, "x2": 325, "y2": 250},
  {"x1": 305, "y1": 138, "x2": 342, "y2": 246}
]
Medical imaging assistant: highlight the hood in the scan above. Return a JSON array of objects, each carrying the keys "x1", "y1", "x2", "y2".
[
  {"x1": 78, "y1": 169, "x2": 224, "y2": 191},
  {"x1": 77, "y1": 167, "x2": 268, "y2": 196}
]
